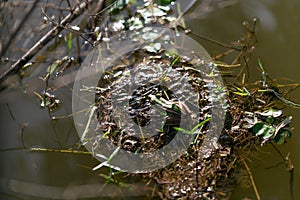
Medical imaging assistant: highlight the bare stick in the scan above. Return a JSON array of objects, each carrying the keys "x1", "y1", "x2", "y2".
[
  {"x1": 241, "y1": 157, "x2": 261, "y2": 200},
  {"x1": 0, "y1": 0, "x2": 96, "y2": 90}
]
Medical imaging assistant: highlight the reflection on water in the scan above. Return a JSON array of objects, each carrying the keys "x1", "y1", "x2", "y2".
[
  {"x1": 1, "y1": 0, "x2": 299, "y2": 199},
  {"x1": 0, "y1": 178, "x2": 148, "y2": 199}
]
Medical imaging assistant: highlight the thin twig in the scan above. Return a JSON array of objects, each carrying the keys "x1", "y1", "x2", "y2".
[
  {"x1": 167, "y1": 0, "x2": 200, "y2": 29},
  {"x1": 6, "y1": 104, "x2": 28, "y2": 150},
  {"x1": 188, "y1": 31, "x2": 242, "y2": 51},
  {"x1": 285, "y1": 153, "x2": 294, "y2": 200},
  {"x1": 241, "y1": 157, "x2": 261, "y2": 200},
  {"x1": 270, "y1": 143, "x2": 294, "y2": 200},
  {"x1": 30, "y1": 147, "x2": 92, "y2": 155},
  {"x1": 81, "y1": 105, "x2": 98, "y2": 142},
  {"x1": 0, "y1": 0, "x2": 41, "y2": 59},
  {"x1": 0, "y1": 0, "x2": 96, "y2": 91}
]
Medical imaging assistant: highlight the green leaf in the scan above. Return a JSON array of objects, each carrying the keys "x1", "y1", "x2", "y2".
[
  {"x1": 273, "y1": 128, "x2": 292, "y2": 144},
  {"x1": 233, "y1": 87, "x2": 250, "y2": 96},
  {"x1": 170, "y1": 55, "x2": 180, "y2": 67},
  {"x1": 21, "y1": 62, "x2": 33, "y2": 71},
  {"x1": 46, "y1": 61, "x2": 60, "y2": 76},
  {"x1": 235, "y1": 87, "x2": 244, "y2": 93},
  {"x1": 173, "y1": 118, "x2": 211, "y2": 134},
  {"x1": 265, "y1": 116, "x2": 274, "y2": 124},
  {"x1": 252, "y1": 122, "x2": 264, "y2": 136},
  {"x1": 252, "y1": 122, "x2": 275, "y2": 137},
  {"x1": 45, "y1": 56, "x2": 69, "y2": 78},
  {"x1": 173, "y1": 127, "x2": 191, "y2": 134},
  {"x1": 190, "y1": 118, "x2": 211, "y2": 133},
  {"x1": 67, "y1": 32, "x2": 72, "y2": 55},
  {"x1": 258, "y1": 58, "x2": 263, "y2": 70},
  {"x1": 257, "y1": 58, "x2": 268, "y2": 87},
  {"x1": 233, "y1": 91, "x2": 249, "y2": 96}
]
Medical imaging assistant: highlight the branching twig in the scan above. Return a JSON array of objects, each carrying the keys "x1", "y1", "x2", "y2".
[
  {"x1": 40, "y1": 7, "x2": 94, "y2": 46},
  {"x1": 0, "y1": 0, "x2": 96, "y2": 91}
]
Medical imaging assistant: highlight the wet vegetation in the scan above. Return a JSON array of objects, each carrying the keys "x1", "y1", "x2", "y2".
[{"x1": 1, "y1": 0, "x2": 299, "y2": 199}]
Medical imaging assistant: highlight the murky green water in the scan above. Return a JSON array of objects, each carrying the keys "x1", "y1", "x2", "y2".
[
  {"x1": 188, "y1": 1, "x2": 300, "y2": 199},
  {"x1": 1, "y1": 0, "x2": 299, "y2": 199}
]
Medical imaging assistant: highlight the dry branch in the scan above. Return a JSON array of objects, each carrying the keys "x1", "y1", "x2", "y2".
[
  {"x1": 0, "y1": 0, "x2": 40, "y2": 59},
  {"x1": 0, "y1": 0, "x2": 97, "y2": 91}
]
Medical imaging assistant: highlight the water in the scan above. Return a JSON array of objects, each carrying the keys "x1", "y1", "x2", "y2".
[
  {"x1": 1, "y1": 0, "x2": 300, "y2": 199},
  {"x1": 187, "y1": 1, "x2": 300, "y2": 199}
]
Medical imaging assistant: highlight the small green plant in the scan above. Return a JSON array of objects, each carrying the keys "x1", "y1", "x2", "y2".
[
  {"x1": 98, "y1": 168, "x2": 129, "y2": 192},
  {"x1": 173, "y1": 117, "x2": 211, "y2": 134},
  {"x1": 246, "y1": 108, "x2": 292, "y2": 145}
]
